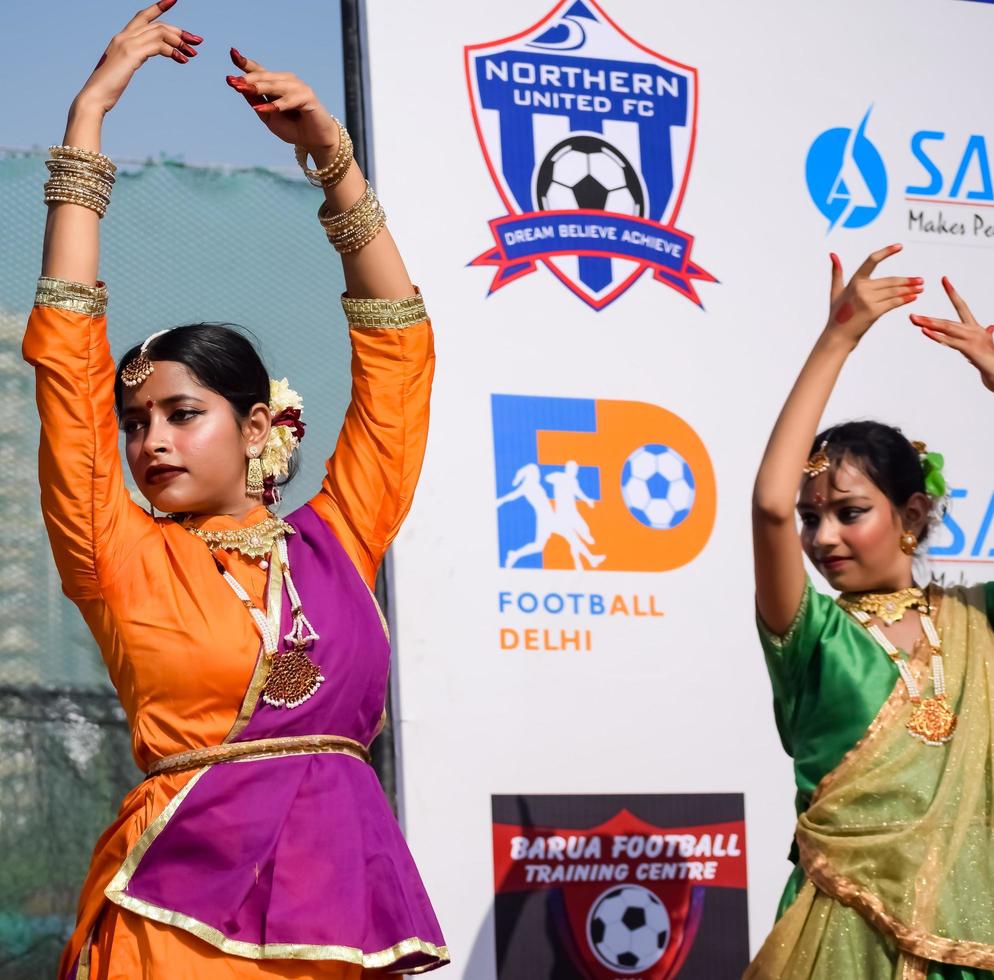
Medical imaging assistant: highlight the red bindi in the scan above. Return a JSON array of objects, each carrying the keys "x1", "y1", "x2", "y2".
[
  {"x1": 814, "y1": 492, "x2": 825, "y2": 505},
  {"x1": 146, "y1": 399, "x2": 155, "y2": 409}
]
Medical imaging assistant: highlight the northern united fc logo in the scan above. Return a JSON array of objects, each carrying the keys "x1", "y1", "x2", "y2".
[{"x1": 466, "y1": 0, "x2": 716, "y2": 310}]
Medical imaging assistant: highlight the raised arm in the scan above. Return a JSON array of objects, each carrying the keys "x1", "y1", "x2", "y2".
[
  {"x1": 224, "y1": 52, "x2": 429, "y2": 585},
  {"x1": 25, "y1": 2, "x2": 201, "y2": 599},
  {"x1": 225, "y1": 49, "x2": 413, "y2": 301},
  {"x1": 753, "y1": 245, "x2": 921, "y2": 634}
]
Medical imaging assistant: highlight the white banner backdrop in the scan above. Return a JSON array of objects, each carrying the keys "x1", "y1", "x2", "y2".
[{"x1": 363, "y1": 0, "x2": 994, "y2": 973}]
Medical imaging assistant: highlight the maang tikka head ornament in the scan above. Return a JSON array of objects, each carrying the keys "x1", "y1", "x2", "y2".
[
  {"x1": 803, "y1": 440, "x2": 831, "y2": 479},
  {"x1": 121, "y1": 329, "x2": 172, "y2": 388}
]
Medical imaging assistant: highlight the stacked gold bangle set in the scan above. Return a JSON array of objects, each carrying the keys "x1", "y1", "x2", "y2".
[
  {"x1": 43, "y1": 146, "x2": 117, "y2": 219},
  {"x1": 44, "y1": 118, "x2": 383, "y2": 253},
  {"x1": 294, "y1": 116, "x2": 386, "y2": 255}
]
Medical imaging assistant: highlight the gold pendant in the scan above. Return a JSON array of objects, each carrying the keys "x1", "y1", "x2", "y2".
[
  {"x1": 907, "y1": 696, "x2": 956, "y2": 746},
  {"x1": 262, "y1": 645, "x2": 325, "y2": 709}
]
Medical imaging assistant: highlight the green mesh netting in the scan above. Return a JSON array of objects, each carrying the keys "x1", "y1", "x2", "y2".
[{"x1": 0, "y1": 149, "x2": 361, "y2": 976}]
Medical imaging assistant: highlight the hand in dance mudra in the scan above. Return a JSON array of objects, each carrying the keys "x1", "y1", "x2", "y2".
[
  {"x1": 81, "y1": 0, "x2": 339, "y2": 157},
  {"x1": 225, "y1": 50, "x2": 340, "y2": 153},
  {"x1": 82, "y1": 0, "x2": 203, "y2": 115},
  {"x1": 826, "y1": 243, "x2": 923, "y2": 346},
  {"x1": 911, "y1": 278, "x2": 994, "y2": 392}
]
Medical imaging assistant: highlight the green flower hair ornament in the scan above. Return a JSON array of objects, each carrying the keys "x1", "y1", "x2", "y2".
[{"x1": 920, "y1": 450, "x2": 947, "y2": 499}]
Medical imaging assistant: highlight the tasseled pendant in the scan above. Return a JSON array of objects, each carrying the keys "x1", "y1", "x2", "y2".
[
  {"x1": 262, "y1": 645, "x2": 325, "y2": 709},
  {"x1": 259, "y1": 535, "x2": 325, "y2": 709}
]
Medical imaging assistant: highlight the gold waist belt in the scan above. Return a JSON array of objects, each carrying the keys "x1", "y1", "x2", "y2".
[{"x1": 146, "y1": 734, "x2": 371, "y2": 777}]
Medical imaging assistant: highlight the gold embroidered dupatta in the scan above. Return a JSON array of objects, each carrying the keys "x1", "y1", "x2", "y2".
[{"x1": 747, "y1": 584, "x2": 994, "y2": 980}]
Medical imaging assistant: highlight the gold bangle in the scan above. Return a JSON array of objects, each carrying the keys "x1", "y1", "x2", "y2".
[
  {"x1": 49, "y1": 144, "x2": 117, "y2": 176},
  {"x1": 44, "y1": 182, "x2": 111, "y2": 208},
  {"x1": 317, "y1": 183, "x2": 386, "y2": 254},
  {"x1": 294, "y1": 120, "x2": 354, "y2": 188},
  {"x1": 44, "y1": 173, "x2": 112, "y2": 195},
  {"x1": 44, "y1": 163, "x2": 116, "y2": 189},
  {"x1": 44, "y1": 146, "x2": 116, "y2": 218},
  {"x1": 43, "y1": 186, "x2": 109, "y2": 218}
]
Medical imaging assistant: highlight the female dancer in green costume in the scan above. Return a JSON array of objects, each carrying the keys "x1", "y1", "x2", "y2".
[{"x1": 747, "y1": 244, "x2": 994, "y2": 980}]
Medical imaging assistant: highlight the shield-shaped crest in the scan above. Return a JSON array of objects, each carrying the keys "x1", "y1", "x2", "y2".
[
  {"x1": 555, "y1": 811, "x2": 707, "y2": 979},
  {"x1": 466, "y1": 0, "x2": 716, "y2": 310}
]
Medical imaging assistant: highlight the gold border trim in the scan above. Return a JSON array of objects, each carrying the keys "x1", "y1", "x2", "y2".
[
  {"x1": 223, "y1": 558, "x2": 285, "y2": 742},
  {"x1": 799, "y1": 840, "x2": 994, "y2": 968},
  {"x1": 757, "y1": 579, "x2": 812, "y2": 649},
  {"x1": 901, "y1": 954, "x2": 929, "y2": 980},
  {"x1": 106, "y1": 766, "x2": 448, "y2": 969},
  {"x1": 341, "y1": 291, "x2": 427, "y2": 329},
  {"x1": 106, "y1": 766, "x2": 210, "y2": 894},
  {"x1": 34, "y1": 276, "x2": 108, "y2": 316},
  {"x1": 146, "y1": 734, "x2": 371, "y2": 776},
  {"x1": 363, "y1": 580, "x2": 390, "y2": 642}
]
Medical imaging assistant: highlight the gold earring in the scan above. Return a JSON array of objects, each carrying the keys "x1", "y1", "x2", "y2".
[
  {"x1": 900, "y1": 530, "x2": 918, "y2": 555},
  {"x1": 246, "y1": 448, "x2": 264, "y2": 498}
]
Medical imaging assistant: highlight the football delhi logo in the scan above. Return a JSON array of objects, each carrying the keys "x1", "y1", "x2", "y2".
[
  {"x1": 492, "y1": 395, "x2": 717, "y2": 573},
  {"x1": 587, "y1": 884, "x2": 671, "y2": 972},
  {"x1": 466, "y1": 0, "x2": 716, "y2": 310}
]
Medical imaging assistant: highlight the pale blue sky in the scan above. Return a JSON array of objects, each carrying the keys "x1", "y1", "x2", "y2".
[{"x1": 0, "y1": 0, "x2": 346, "y2": 168}]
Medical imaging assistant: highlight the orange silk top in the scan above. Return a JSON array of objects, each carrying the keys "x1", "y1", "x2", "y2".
[{"x1": 23, "y1": 279, "x2": 434, "y2": 979}]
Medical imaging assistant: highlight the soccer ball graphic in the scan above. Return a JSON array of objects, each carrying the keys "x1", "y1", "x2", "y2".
[
  {"x1": 587, "y1": 884, "x2": 671, "y2": 973},
  {"x1": 621, "y1": 444, "x2": 696, "y2": 530},
  {"x1": 535, "y1": 135, "x2": 645, "y2": 216}
]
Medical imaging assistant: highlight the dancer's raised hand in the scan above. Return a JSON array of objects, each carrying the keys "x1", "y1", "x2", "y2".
[
  {"x1": 225, "y1": 48, "x2": 339, "y2": 155},
  {"x1": 826, "y1": 244, "x2": 923, "y2": 347},
  {"x1": 911, "y1": 278, "x2": 994, "y2": 392},
  {"x1": 76, "y1": 0, "x2": 202, "y2": 116}
]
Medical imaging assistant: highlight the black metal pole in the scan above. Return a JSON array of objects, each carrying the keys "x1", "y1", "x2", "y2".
[
  {"x1": 340, "y1": 0, "x2": 373, "y2": 180},
  {"x1": 341, "y1": 0, "x2": 396, "y2": 810}
]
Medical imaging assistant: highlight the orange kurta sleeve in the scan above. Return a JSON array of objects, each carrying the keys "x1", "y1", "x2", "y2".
[
  {"x1": 309, "y1": 293, "x2": 435, "y2": 589},
  {"x1": 23, "y1": 277, "x2": 154, "y2": 601}
]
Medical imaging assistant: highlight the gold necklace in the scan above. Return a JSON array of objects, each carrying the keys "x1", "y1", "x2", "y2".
[
  {"x1": 183, "y1": 514, "x2": 296, "y2": 561},
  {"x1": 837, "y1": 587, "x2": 926, "y2": 626},
  {"x1": 183, "y1": 514, "x2": 324, "y2": 709},
  {"x1": 838, "y1": 586, "x2": 956, "y2": 745}
]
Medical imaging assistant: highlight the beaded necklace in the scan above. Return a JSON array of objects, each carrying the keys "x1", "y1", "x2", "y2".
[
  {"x1": 838, "y1": 586, "x2": 956, "y2": 746},
  {"x1": 182, "y1": 513, "x2": 324, "y2": 709}
]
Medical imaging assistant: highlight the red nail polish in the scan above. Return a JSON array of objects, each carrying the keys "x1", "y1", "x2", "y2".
[
  {"x1": 171, "y1": 50, "x2": 189, "y2": 64},
  {"x1": 942, "y1": 275, "x2": 952, "y2": 290},
  {"x1": 253, "y1": 103, "x2": 277, "y2": 114},
  {"x1": 157, "y1": 0, "x2": 177, "y2": 11},
  {"x1": 225, "y1": 75, "x2": 241, "y2": 87},
  {"x1": 181, "y1": 31, "x2": 203, "y2": 44},
  {"x1": 180, "y1": 43, "x2": 197, "y2": 57},
  {"x1": 830, "y1": 252, "x2": 841, "y2": 269},
  {"x1": 230, "y1": 47, "x2": 248, "y2": 68}
]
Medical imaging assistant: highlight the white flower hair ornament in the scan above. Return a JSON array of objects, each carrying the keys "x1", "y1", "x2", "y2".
[{"x1": 261, "y1": 378, "x2": 306, "y2": 504}]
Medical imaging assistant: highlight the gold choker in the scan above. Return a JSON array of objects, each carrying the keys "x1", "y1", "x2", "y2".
[
  {"x1": 183, "y1": 514, "x2": 295, "y2": 560},
  {"x1": 837, "y1": 587, "x2": 927, "y2": 626}
]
